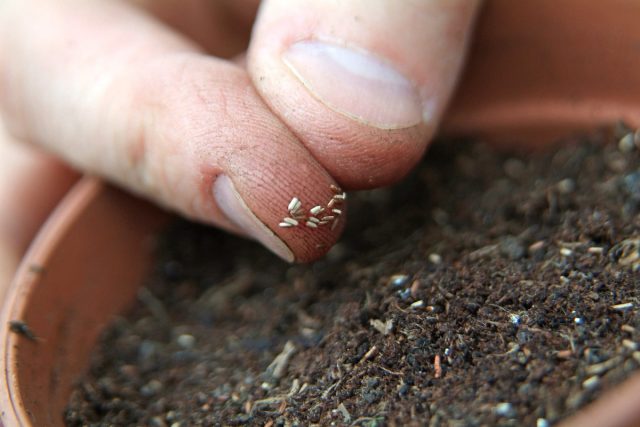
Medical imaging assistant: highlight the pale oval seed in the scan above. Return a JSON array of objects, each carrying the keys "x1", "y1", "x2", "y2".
[
  {"x1": 310, "y1": 206, "x2": 324, "y2": 215},
  {"x1": 287, "y1": 197, "x2": 300, "y2": 212},
  {"x1": 283, "y1": 217, "x2": 299, "y2": 226}
]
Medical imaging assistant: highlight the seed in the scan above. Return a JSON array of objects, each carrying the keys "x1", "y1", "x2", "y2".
[
  {"x1": 327, "y1": 199, "x2": 336, "y2": 208},
  {"x1": 283, "y1": 217, "x2": 299, "y2": 226},
  {"x1": 310, "y1": 206, "x2": 324, "y2": 215},
  {"x1": 331, "y1": 218, "x2": 340, "y2": 231},
  {"x1": 305, "y1": 221, "x2": 318, "y2": 229},
  {"x1": 308, "y1": 217, "x2": 320, "y2": 224},
  {"x1": 332, "y1": 209, "x2": 342, "y2": 215},
  {"x1": 279, "y1": 222, "x2": 294, "y2": 228},
  {"x1": 588, "y1": 246, "x2": 604, "y2": 254},
  {"x1": 321, "y1": 216, "x2": 335, "y2": 221},
  {"x1": 333, "y1": 192, "x2": 346, "y2": 201},
  {"x1": 330, "y1": 184, "x2": 340, "y2": 193},
  {"x1": 319, "y1": 221, "x2": 329, "y2": 225},
  {"x1": 623, "y1": 339, "x2": 638, "y2": 351},
  {"x1": 287, "y1": 197, "x2": 301, "y2": 213}
]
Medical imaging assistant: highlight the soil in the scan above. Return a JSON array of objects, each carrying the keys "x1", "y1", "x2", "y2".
[{"x1": 66, "y1": 126, "x2": 640, "y2": 427}]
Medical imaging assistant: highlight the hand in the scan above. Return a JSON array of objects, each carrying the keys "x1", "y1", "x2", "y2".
[
  {"x1": 0, "y1": 120, "x2": 77, "y2": 288},
  {"x1": 0, "y1": 0, "x2": 480, "y2": 266}
]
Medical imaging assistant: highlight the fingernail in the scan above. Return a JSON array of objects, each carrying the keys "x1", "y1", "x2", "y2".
[
  {"x1": 283, "y1": 40, "x2": 423, "y2": 129},
  {"x1": 213, "y1": 175, "x2": 295, "y2": 263}
]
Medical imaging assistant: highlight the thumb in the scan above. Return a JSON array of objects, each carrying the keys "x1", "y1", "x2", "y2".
[{"x1": 248, "y1": 0, "x2": 481, "y2": 189}]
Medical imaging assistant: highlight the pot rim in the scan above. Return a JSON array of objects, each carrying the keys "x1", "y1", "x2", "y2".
[{"x1": 0, "y1": 178, "x2": 104, "y2": 426}]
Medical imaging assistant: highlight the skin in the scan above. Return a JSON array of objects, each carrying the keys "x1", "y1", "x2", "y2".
[{"x1": 0, "y1": 0, "x2": 481, "y2": 287}]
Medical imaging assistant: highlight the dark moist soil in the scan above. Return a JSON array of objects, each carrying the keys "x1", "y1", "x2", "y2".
[{"x1": 66, "y1": 126, "x2": 640, "y2": 427}]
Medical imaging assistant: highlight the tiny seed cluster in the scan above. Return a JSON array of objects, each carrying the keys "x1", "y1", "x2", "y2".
[{"x1": 279, "y1": 185, "x2": 346, "y2": 231}]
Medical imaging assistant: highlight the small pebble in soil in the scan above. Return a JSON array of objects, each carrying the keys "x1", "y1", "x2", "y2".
[
  {"x1": 619, "y1": 132, "x2": 635, "y2": 152},
  {"x1": 176, "y1": 334, "x2": 196, "y2": 349},
  {"x1": 560, "y1": 247, "x2": 573, "y2": 257},
  {"x1": 66, "y1": 128, "x2": 640, "y2": 426},
  {"x1": 494, "y1": 402, "x2": 516, "y2": 418},
  {"x1": 409, "y1": 300, "x2": 424, "y2": 309},
  {"x1": 582, "y1": 376, "x2": 600, "y2": 390},
  {"x1": 140, "y1": 379, "x2": 163, "y2": 397},
  {"x1": 428, "y1": 253, "x2": 442, "y2": 264},
  {"x1": 557, "y1": 178, "x2": 576, "y2": 194},
  {"x1": 396, "y1": 288, "x2": 411, "y2": 300},
  {"x1": 388, "y1": 274, "x2": 409, "y2": 287},
  {"x1": 510, "y1": 314, "x2": 521, "y2": 326},
  {"x1": 537, "y1": 418, "x2": 550, "y2": 427}
]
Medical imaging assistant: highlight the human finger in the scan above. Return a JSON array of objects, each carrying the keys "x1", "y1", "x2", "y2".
[{"x1": 249, "y1": 0, "x2": 481, "y2": 189}]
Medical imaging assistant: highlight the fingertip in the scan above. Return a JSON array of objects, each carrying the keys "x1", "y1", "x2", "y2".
[
  {"x1": 249, "y1": 0, "x2": 480, "y2": 189},
  {"x1": 125, "y1": 54, "x2": 347, "y2": 263},
  {"x1": 213, "y1": 174, "x2": 295, "y2": 263},
  {"x1": 213, "y1": 173, "x2": 347, "y2": 263}
]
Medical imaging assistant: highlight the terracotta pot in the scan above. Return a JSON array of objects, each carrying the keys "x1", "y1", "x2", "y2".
[
  {"x1": 3, "y1": 0, "x2": 640, "y2": 425},
  {"x1": 0, "y1": 180, "x2": 168, "y2": 426}
]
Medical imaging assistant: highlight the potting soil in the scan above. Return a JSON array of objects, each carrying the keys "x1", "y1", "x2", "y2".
[{"x1": 66, "y1": 127, "x2": 640, "y2": 426}]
